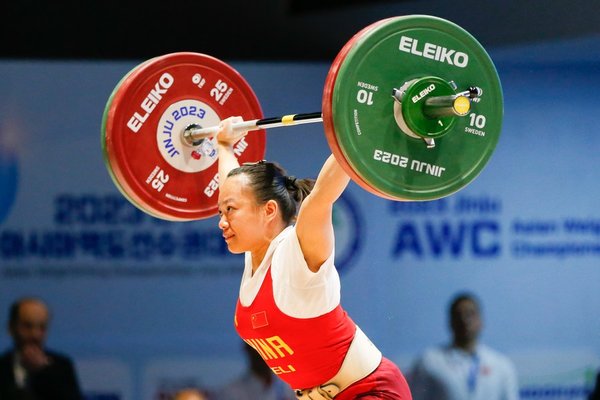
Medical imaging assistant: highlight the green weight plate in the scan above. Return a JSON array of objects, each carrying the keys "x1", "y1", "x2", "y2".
[
  {"x1": 323, "y1": 17, "x2": 399, "y2": 200},
  {"x1": 324, "y1": 15, "x2": 503, "y2": 200}
]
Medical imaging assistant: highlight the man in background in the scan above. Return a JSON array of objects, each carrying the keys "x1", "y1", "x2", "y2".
[
  {"x1": 408, "y1": 291, "x2": 519, "y2": 400},
  {"x1": 0, "y1": 297, "x2": 83, "y2": 400},
  {"x1": 173, "y1": 388, "x2": 208, "y2": 400}
]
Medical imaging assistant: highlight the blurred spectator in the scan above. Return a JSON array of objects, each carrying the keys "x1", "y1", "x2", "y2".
[
  {"x1": 408, "y1": 291, "x2": 518, "y2": 400},
  {"x1": 216, "y1": 342, "x2": 295, "y2": 400},
  {"x1": 0, "y1": 297, "x2": 83, "y2": 400},
  {"x1": 173, "y1": 388, "x2": 208, "y2": 400}
]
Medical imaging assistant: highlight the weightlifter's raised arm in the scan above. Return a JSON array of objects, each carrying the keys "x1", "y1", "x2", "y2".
[{"x1": 215, "y1": 116, "x2": 248, "y2": 185}]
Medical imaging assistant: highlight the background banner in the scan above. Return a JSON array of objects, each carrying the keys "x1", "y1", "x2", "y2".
[{"x1": 1, "y1": 37, "x2": 599, "y2": 399}]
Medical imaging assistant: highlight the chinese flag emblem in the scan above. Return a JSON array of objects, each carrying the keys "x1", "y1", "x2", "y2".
[{"x1": 251, "y1": 311, "x2": 268, "y2": 329}]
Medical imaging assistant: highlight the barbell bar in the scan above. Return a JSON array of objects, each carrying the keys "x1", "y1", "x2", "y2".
[
  {"x1": 182, "y1": 112, "x2": 324, "y2": 146},
  {"x1": 181, "y1": 82, "x2": 482, "y2": 147}
]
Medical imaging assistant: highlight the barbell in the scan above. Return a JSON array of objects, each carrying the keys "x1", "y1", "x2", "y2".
[{"x1": 101, "y1": 15, "x2": 503, "y2": 221}]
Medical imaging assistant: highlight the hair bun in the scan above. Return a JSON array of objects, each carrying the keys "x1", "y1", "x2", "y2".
[{"x1": 285, "y1": 175, "x2": 297, "y2": 189}]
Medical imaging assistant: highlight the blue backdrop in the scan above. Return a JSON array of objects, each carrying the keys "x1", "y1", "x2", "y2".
[{"x1": 1, "y1": 35, "x2": 599, "y2": 400}]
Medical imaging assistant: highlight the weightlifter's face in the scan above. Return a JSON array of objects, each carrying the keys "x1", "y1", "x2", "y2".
[{"x1": 218, "y1": 174, "x2": 268, "y2": 253}]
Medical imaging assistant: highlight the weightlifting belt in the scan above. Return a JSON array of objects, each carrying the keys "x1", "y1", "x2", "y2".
[{"x1": 294, "y1": 326, "x2": 382, "y2": 400}]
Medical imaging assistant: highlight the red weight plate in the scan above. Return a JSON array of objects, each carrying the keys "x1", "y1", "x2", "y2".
[
  {"x1": 102, "y1": 57, "x2": 166, "y2": 219},
  {"x1": 102, "y1": 52, "x2": 266, "y2": 221},
  {"x1": 322, "y1": 18, "x2": 399, "y2": 201}
]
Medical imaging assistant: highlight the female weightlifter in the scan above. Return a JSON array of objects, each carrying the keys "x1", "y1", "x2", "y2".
[{"x1": 215, "y1": 116, "x2": 412, "y2": 400}]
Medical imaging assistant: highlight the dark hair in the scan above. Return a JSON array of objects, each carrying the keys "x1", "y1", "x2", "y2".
[
  {"x1": 448, "y1": 291, "x2": 481, "y2": 317},
  {"x1": 228, "y1": 161, "x2": 315, "y2": 225}
]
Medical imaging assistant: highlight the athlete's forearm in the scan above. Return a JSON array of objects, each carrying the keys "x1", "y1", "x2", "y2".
[
  {"x1": 311, "y1": 154, "x2": 350, "y2": 206},
  {"x1": 217, "y1": 143, "x2": 240, "y2": 186}
]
